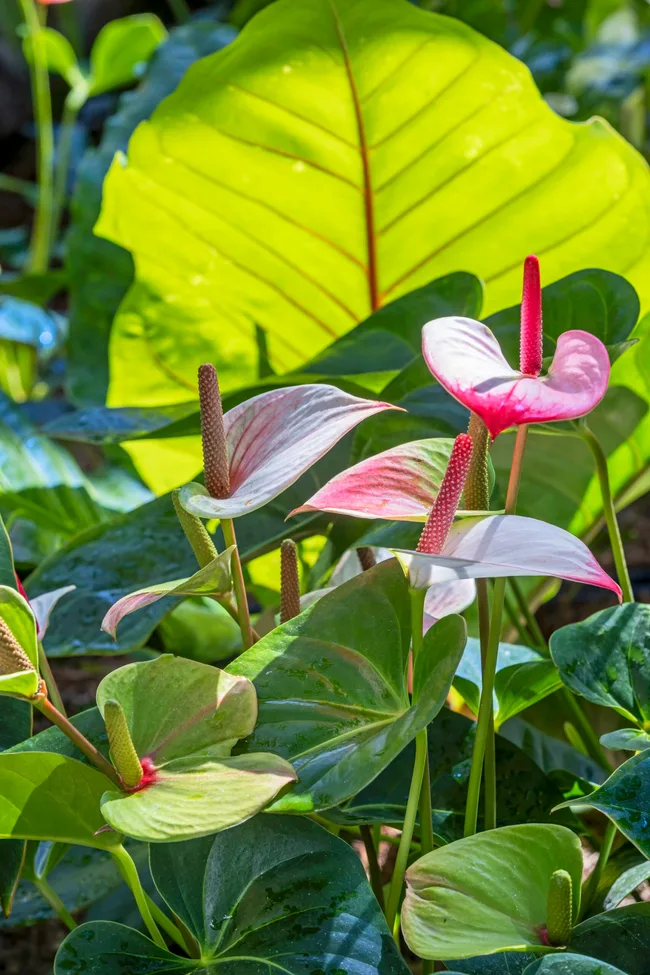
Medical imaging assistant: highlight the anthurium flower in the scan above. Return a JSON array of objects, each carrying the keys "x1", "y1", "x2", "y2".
[
  {"x1": 179, "y1": 384, "x2": 399, "y2": 520},
  {"x1": 422, "y1": 256, "x2": 610, "y2": 439},
  {"x1": 396, "y1": 513, "x2": 621, "y2": 598},
  {"x1": 95, "y1": 655, "x2": 296, "y2": 842},
  {"x1": 291, "y1": 438, "x2": 484, "y2": 522}
]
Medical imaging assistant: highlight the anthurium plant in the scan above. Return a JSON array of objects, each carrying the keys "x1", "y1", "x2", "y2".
[{"x1": 3, "y1": 0, "x2": 650, "y2": 973}]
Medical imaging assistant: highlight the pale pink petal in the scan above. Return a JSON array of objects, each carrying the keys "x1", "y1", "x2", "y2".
[
  {"x1": 30, "y1": 586, "x2": 75, "y2": 639},
  {"x1": 395, "y1": 514, "x2": 621, "y2": 598},
  {"x1": 102, "y1": 549, "x2": 233, "y2": 638},
  {"x1": 423, "y1": 578, "x2": 476, "y2": 633},
  {"x1": 181, "y1": 385, "x2": 399, "y2": 520},
  {"x1": 291, "y1": 439, "x2": 466, "y2": 521},
  {"x1": 422, "y1": 318, "x2": 610, "y2": 439}
]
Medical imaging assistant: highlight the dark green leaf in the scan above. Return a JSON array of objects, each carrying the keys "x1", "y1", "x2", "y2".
[
  {"x1": 523, "y1": 956, "x2": 627, "y2": 975},
  {"x1": 486, "y1": 268, "x2": 640, "y2": 363},
  {"x1": 56, "y1": 816, "x2": 409, "y2": 974},
  {"x1": 560, "y1": 750, "x2": 650, "y2": 856},
  {"x1": 570, "y1": 904, "x2": 650, "y2": 975},
  {"x1": 604, "y1": 861, "x2": 650, "y2": 911},
  {"x1": 87, "y1": 15, "x2": 167, "y2": 97},
  {"x1": 600, "y1": 728, "x2": 650, "y2": 752},
  {"x1": 451, "y1": 955, "x2": 535, "y2": 974},
  {"x1": 328, "y1": 709, "x2": 574, "y2": 840},
  {"x1": 230, "y1": 560, "x2": 466, "y2": 812},
  {"x1": 551, "y1": 605, "x2": 650, "y2": 724}
]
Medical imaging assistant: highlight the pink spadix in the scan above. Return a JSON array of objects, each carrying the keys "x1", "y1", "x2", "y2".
[
  {"x1": 416, "y1": 434, "x2": 473, "y2": 555},
  {"x1": 520, "y1": 255, "x2": 543, "y2": 377}
]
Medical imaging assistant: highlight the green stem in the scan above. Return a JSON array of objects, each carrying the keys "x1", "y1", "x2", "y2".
[
  {"x1": 221, "y1": 518, "x2": 254, "y2": 649},
  {"x1": 34, "y1": 694, "x2": 122, "y2": 788},
  {"x1": 579, "y1": 421, "x2": 634, "y2": 603},
  {"x1": 166, "y1": 0, "x2": 191, "y2": 23},
  {"x1": 418, "y1": 747, "x2": 434, "y2": 856},
  {"x1": 17, "y1": 0, "x2": 54, "y2": 273},
  {"x1": 144, "y1": 893, "x2": 192, "y2": 953},
  {"x1": 581, "y1": 820, "x2": 617, "y2": 917},
  {"x1": 37, "y1": 641, "x2": 66, "y2": 716},
  {"x1": 476, "y1": 579, "x2": 497, "y2": 832},
  {"x1": 465, "y1": 425, "x2": 530, "y2": 837},
  {"x1": 112, "y1": 846, "x2": 166, "y2": 950},
  {"x1": 385, "y1": 728, "x2": 427, "y2": 936},
  {"x1": 0, "y1": 174, "x2": 38, "y2": 203},
  {"x1": 51, "y1": 87, "x2": 87, "y2": 249},
  {"x1": 562, "y1": 689, "x2": 611, "y2": 771},
  {"x1": 34, "y1": 877, "x2": 77, "y2": 930},
  {"x1": 503, "y1": 587, "x2": 530, "y2": 646},
  {"x1": 360, "y1": 825, "x2": 384, "y2": 911},
  {"x1": 510, "y1": 577, "x2": 547, "y2": 652}
]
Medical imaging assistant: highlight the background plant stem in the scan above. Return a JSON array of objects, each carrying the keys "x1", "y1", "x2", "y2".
[
  {"x1": 37, "y1": 641, "x2": 66, "y2": 715},
  {"x1": 464, "y1": 425, "x2": 529, "y2": 836},
  {"x1": 34, "y1": 877, "x2": 77, "y2": 930},
  {"x1": 112, "y1": 846, "x2": 166, "y2": 949},
  {"x1": 476, "y1": 578, "x2": 497, "y2": 831},
  {"x1": 166, "y1": 0, "x2": 191, "y2": 23},
  {"x1": 51, "y1": 87, "x2": 87, "y2": 250},
  {"x1": 581, "y1": 820, "x2": 617, "y2": 917},
  {"x1": 17, "y1": 0, "x2": 54, "y2": 273},
  {"x1": 220, "y1": 518, "x2": 254, "y2": 649},
  {"x1": 579, "y1": 421, "x2": 634, "y2": 603},
  {"x1": 360, "y1": 825, "x2": 384, "y2": 911}
]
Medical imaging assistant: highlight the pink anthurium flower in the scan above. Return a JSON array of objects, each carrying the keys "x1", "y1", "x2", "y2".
[
  {"x1": 179, "y1": 383, "x2": 400, "y2": 520},
  {"x1": 291, "y1": 438, "x2": 483, "y2": 522},
  {"x1": 422, "y1": 257, "x2": 610, "y2": 439}
]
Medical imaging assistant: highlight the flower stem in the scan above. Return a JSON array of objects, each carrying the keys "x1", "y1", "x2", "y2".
[
  {"x1": 581, "y1": 820, "x2": 617, "y2": 917},
  {"x1": 385, "y1": 588, "x2": 428, "y2": 935},
  {"x1": 562, "y1": 688, "x2": 611, "y2": 771},
  {"x1": 360, "y1": 825, "x2": 384, "y2": 911},
  {"x1": 509, "y1": 577, "x2": 547, "y2": 652},
  {"x1": 476, "y1": 578, "x2": 497, "y2": 831},
  {"x1": 465, "y1": 425, "x2": 529, "y2": 836},
  {"x1": 111, "y1": 845, "x2": 166, "y2": 950},
  {"x1": 51, "y1": 86, "x2": 87, "y2": 250},
  {"x1": 220, "y1": 518, "x2": 254, "y2": 649},
  {"x1": 578, "y1": 421, "x2": 634, "y2": 603},
  {"x1": 34, "y1": 877, "x2": 77, "y2": 930},
  {"x1": 144, "y1": 892, "x2": 192, "y2": 953},
  {"x1": 37, "y1": 642, "x2": 66, "y2": 716},
  {"x1": 17, "y1": 0, "x2": 55, "y2": 273},
  {"x1": 385, "y1": 728, "x2": 427, "y2": 936},
  {"x1": 33, "y1": 693, "x2": 122, "y2": 789}
]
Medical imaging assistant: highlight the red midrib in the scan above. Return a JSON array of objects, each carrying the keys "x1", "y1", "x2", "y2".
[{"x1": 328, "y1": 0, "x2": 379, "y2": 313}]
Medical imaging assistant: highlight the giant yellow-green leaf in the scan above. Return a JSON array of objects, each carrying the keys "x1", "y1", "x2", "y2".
[{"x1": 98, "y1": 0, "x2": 650, "y2": 423}]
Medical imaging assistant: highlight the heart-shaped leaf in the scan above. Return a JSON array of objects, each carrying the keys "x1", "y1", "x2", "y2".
[
  {"x1": 559, "y1": 750, "x2": 650, "y2": 857},
  {"x1": 402, "y1": 824, "x2": 583, "y2": 959},
  {"x1": 569, "y1": 904, "x2": 650, "y2": 975},
  {"x1": 453, "y1": 638, "x2": 562, "y2": 728},
  {"x1": 179, "y1": 384, "x2": 398, "y2": 520},
  {"x1": 0, "y1": 752, "x2": 118, "y2": 849},
  {"x1": 55, "y1": 816, "x2": 410, "y2": 974},
  {"x1": 329, "y1": 709, "x2": 575, "y2": 841},
  {"x1": 523, "y1": 957, "x2": 628, "y2": 975},
  {"x1": 96, "y1": 655, "x2": 296, "y2": 841},
  {"x1": 0, "y1": 585, "x2": 39, "y2": 697},
  {"x1": 101, "y1": 548, "x2": 233, "y2": 638},
  {"x1": 97, "y1": 0, "x2": 650, "y2": 422},
  {"x1": 230, "y1": 559, "x2": 466, "y2": 812},
  {"x1": 550, "y1": 604, "x2": 650, "y2": 725}
]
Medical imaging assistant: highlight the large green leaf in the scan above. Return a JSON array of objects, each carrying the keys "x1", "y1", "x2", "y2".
[
  {"x1": 523, "y1": 958, "x2": 627, "y2": 975},
  {"x1": 0, "y1": 752, "x2": 119, "y2": 849},
  {"x1": 550, "y1": 605, "x2": 650, "y2": 724},
  {"x1": 65, "y1": 16, "x2": 236, "y2": 405},
  {"x1": 402, "y1": 824, "x2": 583, "y2": 959},
  {"x1": 329, "y1": 709, "x2": 575, "y2": 840},
  {"x1": 55, "y1": 817, "x2": 409, "y2": 974},
  {"x1": 98, "y1": 0, "x2": 650, "y2": 428},
  {"x1": 230, "y1": 559, "x2": 466, "y2": 811}
]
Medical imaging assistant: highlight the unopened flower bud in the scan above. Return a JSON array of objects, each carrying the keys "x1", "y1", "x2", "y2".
[
  {"x1": 280, "y1": 540, "x2": 300, "y2": 623},
  {"x1": 198, "y1": 363, "x2": 230, "y2": 499},
  {"x1": 545, "y1": 868, "x2": 573, "y2": 946},
  {"x1": 520, "y1": 255, "x2": 543, "y2": 377},
  {"x1": 104, "y1": 699, "x2": 143, "y2": 790}
]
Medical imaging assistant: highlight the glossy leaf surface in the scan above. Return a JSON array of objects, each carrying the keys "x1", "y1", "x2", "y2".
[
  {"x1": 551, "y1": 604, "x2": 650, "y2": 724},
  {"x1": 55, "y1": 816, "x2": 409, "y2": 973},
  {"x1": 230, "y1": 560, "x2": 466, "y2": 811},
  {"x1": 402, "y1": 824, "x2": 582, "y2": 959}
]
